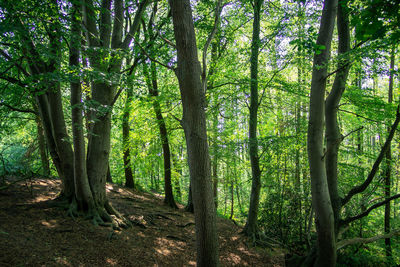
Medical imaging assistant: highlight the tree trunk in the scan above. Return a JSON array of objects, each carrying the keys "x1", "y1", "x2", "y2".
[
  {"x1": 185, "y1": 182, "x2": 194, "y2": 213},
  {"x1": 144, "y1": 61, "x2": 177, "y2": 208},
  {"x1": 325, "y1": 1, "x2": 350, "y2": 236},
  {"x1": 384, "y1": 46, "x2": 395, "y2": 258},
  {"x1": 69, "y1": 0, "x2": 95, "y2": 212},
  {"x1": 106, "y1": 165, "x2": 112, "y2": 183},
  {"x1": 169, "y1": 0, "x2": 219, "y2": 265},
  {"x1": 307, "y1": 0, "x2": 337, "y2": 266},
  {"x1": 80, "y1": 0, "x2": 147, "y2": 225},
  {"x1": 123, "y1": 87, "x2": 135, "y2": 188},
  {"x1": 36, "y1": 117, "x2": 50, "y2": 176},
  {"x1": 243, "y1": 0, "x2": 263, "y2": 238},
  {"x1": 171, "y1": 152, "x2": 182, "y2": 201}
]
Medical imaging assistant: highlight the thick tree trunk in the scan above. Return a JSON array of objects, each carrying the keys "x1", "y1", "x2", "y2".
[
  {"x1": 36, "y1": 117, "x2": 50, "y2": 176},
  {"x1": 244, "y1": 0, "x2": 263, "y2": 238},
  {"x1": 325, "y1": 2, "x2": 350, "y2": 235},
  {"x1": 81, "y1": 0, "x2": 147, "y2": 225},
  {"x1": 169, "y1": 0, "x2": 219, "y2": 265},
  {"x1": 307, "y1": 0, "x2": 337, "y2": 266},
  {"x1": 69, "y1": 1, "x2": 95, "y2": 212}
]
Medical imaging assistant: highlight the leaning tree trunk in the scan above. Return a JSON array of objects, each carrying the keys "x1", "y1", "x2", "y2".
[
  {"x1": 307, "y1": 0, "x2": 337, "y2": 266},
  {"x1": 18, "y1": 13, "x2": 75, "y2": 200},
  {"x1": 169, "y1": 0, "x2": 219, "y2": 265},
  {"x1": 243, "y1": 0, "x2": 263, "y2": 238}
]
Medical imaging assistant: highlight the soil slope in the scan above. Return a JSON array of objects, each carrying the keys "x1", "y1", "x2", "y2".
[{"x1": 0, "y1": 176, "x2": 284, "y2": 266}]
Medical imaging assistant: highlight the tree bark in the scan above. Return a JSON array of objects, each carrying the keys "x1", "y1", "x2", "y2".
[
  {"x1": 384, "y1": 46, "x2": 395, "y2": 258},
  {"x1": 144, "y1": 60, "x2": 177, "y2": 208},
  {"x1": 169, "y1": 0, "x2": 219, "y2": 265},
  {"x1": 69, "y1": 0, "x2": 95, "y2": 211},
  {"x1": 243, "y1": 0, "x2": 263, "y2": 238},
  {"x1": 123, "y1": 87, "x2": 135, "y2": 188},
  {"x1": 36, "y1": 116, "x2": 50, "y2": 176},
  {"x1": 325, "y1": 1, "x2": 350, "y2": 236},
  {"x1": 307, "y1": 0, "x2": 337, "y2": 266}
]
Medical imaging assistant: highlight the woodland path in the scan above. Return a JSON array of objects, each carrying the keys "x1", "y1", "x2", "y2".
[{"x1": 0, "y1": 177, "x2": 284, "y2": 266}]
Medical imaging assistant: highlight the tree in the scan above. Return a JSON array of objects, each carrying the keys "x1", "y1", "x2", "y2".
[
  {"x1": 142, "y1": 3, "x2": 177, "y2": 208},
  {"x1": 307, "y1": 0, "x2": 338, "y2": 265},
  {"x1": 243, "y1": 0, "x2": 263, "y2": 239},
  {"x1": 169, "y1": 0, "x2": 219, "y2": 265}
]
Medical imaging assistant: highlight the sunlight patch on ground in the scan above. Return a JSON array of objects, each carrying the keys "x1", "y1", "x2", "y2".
[
  {"x1": 32, "y1": 195, "x2": 51, "y2": 202},
  {"x1": 231, "y1": 235, "x2": 239, "y2": 241},
  {"x1": 155, "y1": 247, "x2": 171, "y2": 256},
  {"x1": 41, "y1": 219, "x2": 58, "y2": 228},
  {"x1": 54, "y1": 256, "x2": 72, "y2": 266},
  {"x1": 188, "y1": 260, "x2": 196, "y2": 266},
  {"x1": 227, "y1": 253, "x2": 243, "y2": 265},
  {"x1": 154, "y1": 237, "x2": 185, "y2": 256},
  {"x1": 105, "y1": 258, "x2": 118, "y2": 266}
]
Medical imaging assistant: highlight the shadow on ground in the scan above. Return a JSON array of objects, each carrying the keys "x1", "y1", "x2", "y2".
[{"x1": 0, "y1": 176, "x2": 284, "y2": 266}]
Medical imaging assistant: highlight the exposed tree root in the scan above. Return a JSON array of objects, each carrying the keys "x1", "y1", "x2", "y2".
[{"x1": 64, "y1": 198, "x2": 131, "y2": 230}]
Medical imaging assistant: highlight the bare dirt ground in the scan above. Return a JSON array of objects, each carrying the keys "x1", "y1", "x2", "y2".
[{"x1": 0, "y1": 176, "x2": 284, "y2": 266}]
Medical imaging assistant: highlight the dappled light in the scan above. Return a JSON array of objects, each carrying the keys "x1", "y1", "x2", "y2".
[
  {"x1": 0, "y1": 0, "x2": 398, "y2": 265},
  {"x1": 0, "y1": 179, "x2": 284, "y2": 266}
]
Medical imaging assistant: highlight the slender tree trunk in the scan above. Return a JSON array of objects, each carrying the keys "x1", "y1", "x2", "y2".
[
  {"x1": 169, "y1": 0, "x2": 219, "y2": 265},
  {"x1": 123, "y1": 87, "x2": 135, "y2": 188},
  {"x1": 325, "y1": 1, "x2": 350, "y2": 236},
  {"x1": 384, "y1": 46, "x2": 395, "y2": 258},
  {"x1": 244, "y1": 0, "x2": 263, "y2": 238},
  {"x1": 307, "y1": 0, "x2": 338, "y2": 266},
  {"x1": 106, "y1": 165, "x2": 112, "y2": 183},
  {"x1": 171, "y1": 153, "x2": 182, "y2": 201},
  {"x1": 143, "y1": 61, "x2": 177, "y2": 208},
  {"x1": 185, "y1": 182, "x2": 194, "y2": 213},
  {"x1": 211, "y1": 98, "x2": 219, "y2": 209}
]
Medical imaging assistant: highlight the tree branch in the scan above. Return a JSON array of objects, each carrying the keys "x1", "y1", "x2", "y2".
[
  {"x1": 340, "y1": 193, "x2": 400, "y2": 226},
  {"x1": 0, "y1": 102, "x2": 37, "y2": 115},
  {"x1": 337, "y1": 229, "x2": 400, "y2": 250},
  {"x1": 121, "y1": 0, "x2": 150, "y2": 49},
  {"x1": 342, "y1": 105, "x2": 400, "y2": 206},
  {"x1": 201, "y1": 0, "x2": 223, "y2": 92}
]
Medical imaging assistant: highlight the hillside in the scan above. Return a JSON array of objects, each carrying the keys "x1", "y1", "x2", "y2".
[{"x1": 0, "y1": 177, "x2": 284, "y2": 266}]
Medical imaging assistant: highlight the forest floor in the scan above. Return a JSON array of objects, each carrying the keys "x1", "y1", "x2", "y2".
[{"x1": 0, "y1": 176, "x2": 284, "y2": 266}]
